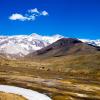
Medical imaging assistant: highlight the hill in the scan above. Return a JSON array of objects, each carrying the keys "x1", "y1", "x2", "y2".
[{"x1": 26, "y1": 38, "x2": 100, "y2": 59}]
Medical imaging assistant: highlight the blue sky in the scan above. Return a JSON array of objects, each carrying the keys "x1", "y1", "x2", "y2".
[{"x1": 0, "y1": 0, "x2": 100, "y2": 39}]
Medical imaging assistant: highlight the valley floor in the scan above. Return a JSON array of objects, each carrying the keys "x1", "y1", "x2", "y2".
[
  {"x1": 0, "y1": 66, "x2": 100, "y2": 100},
  {"x1": 0, "y1": 54, "x2": 100, "y2": 100},
  {"x1": 0, "y1": 92, "x2": 27, "y2": 100}
]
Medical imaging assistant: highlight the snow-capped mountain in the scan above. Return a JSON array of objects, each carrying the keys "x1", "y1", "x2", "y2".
[
  {"x1": 80, "y1": 39, "x2": 100, "y2": 46},
  {"x1": 30, "y1": 33, "x2": 64, "y2": 43},
  {"x1": 0, "y1": 33, "x2": 63, "y2": 59},
  {"x1": 0, "y1": 33, "x2": 100, "y2": 59}
]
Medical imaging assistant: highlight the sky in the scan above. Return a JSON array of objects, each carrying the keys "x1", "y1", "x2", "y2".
[{"x1": 0, "y1": 0, "x2": 100, "y2": 39}]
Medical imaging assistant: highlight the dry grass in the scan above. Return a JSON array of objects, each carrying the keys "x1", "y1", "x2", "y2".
[
  {"x1": 0, "y1": 52, "x2": 100, "y2": 100},
  {"x1": 0, "y1": 92, "x2": 27, "y2": 100}
]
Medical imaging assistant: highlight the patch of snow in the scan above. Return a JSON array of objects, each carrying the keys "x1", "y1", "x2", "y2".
[
  {"x1": 0, "y1": 85, "x2": 51, "y2": 100},
  {"x1": 74, "y1": 93, "x2": 88, "y2": 97}
]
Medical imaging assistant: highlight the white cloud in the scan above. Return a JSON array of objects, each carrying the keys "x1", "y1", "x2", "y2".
[
  {"x1": 28, "y1": 8, "x2": 39, "y2": 13},
  {"x1": 41, "y1": 11, "x2": 48, "y2": 16},
  {"x1": 9, "y1": 8, "x2": 48, "y2": 21},
  {"x1": 9, "y1": 13, "x2": 27, "y2": 21},
  {"x1": 9, "y1": 13, "x2": 35, "y2": 21}
]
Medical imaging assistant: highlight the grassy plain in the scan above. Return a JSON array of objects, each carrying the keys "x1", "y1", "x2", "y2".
[{"x1": 0, "y1": 52, "x2": 100, "y2": 100}]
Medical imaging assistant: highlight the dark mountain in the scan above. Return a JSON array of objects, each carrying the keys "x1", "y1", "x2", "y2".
[{"x1": 26, "y1": 38, "x2": 100, "y2": 58}]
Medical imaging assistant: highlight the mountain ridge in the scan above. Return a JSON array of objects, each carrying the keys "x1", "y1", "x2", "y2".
[
  {"x1": 0, "y1": 33, "x2": 100, "y2": 59},
  {"x1": 26, "y1": 38, "x2": 100, "y2": 59}
]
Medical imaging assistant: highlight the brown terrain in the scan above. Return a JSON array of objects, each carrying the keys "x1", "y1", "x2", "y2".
[
  {"x1": 0, "y1": 38, "x2": 100, "y2": 100},
  {"x1": 0, "y1": 92, "x2": 27, "y2": 100}
]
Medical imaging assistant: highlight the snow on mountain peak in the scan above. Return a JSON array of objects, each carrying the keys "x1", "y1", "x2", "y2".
[
  {"x1": 0, "y1": 33, "x2": 63, "y2": 58},
  {"x1": 0, "y1": 33, "x2": 100, "y2": 59},
  {"x1": 29, "y1": 33, "x2": 64, "y2": 43},
  {"x1": 80, "y1": 39, "x2": 100, "y2": 46},
  {"x1": 30, "y1": 33, "x2": 42, "y2": 39}
]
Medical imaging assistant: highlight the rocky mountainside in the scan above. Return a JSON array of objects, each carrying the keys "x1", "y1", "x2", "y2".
[
  {"x1": 0, "y1": 33, "x2": 100, "y2": 59},
  {"x1": 27, "y1": 38, "x2": 100, "y2": 58}
]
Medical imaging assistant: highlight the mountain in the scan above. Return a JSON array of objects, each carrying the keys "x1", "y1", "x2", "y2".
[
  {"x1": 0, "y1": 34, "x2": 47, "y2": 59},
  {"x1": 26, "y1": 38, "x2": 100, "y2": 59},
  {"x1": 30, "y1": 33, "x2": 64, "y2": 43},
  {"x1": 0, "y1": 33, "x2": 63, "y2": 59},
  {"x1": 80, "y1": 39, "x2": 100, "y2": 46},
  {"x1": 0, "y1": 33, "x2": 100, "y2": 59}
]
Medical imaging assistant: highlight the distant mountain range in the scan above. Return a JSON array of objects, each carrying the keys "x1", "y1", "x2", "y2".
[
  {"x1": 0, "y1": 33, "x2": 100, "y2": 59},
  {"x1": 26, "y1": 38, "x2": 100, "y2": 59},
  {"x1": 80, "y1": 39, "x2": 100, "y2": 47}
]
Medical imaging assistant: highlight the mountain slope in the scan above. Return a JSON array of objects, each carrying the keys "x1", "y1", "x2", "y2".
[
  {"x1": 26, "y1": 38, "x2": 100, "y2": 59},
  {"x1": 0, "y1": 34, "x2": 48, "y2": 58},
  {"x1": 0, "y1": 33, "x2": 100, "y2": 59},
  {"x1": 0, "y1": 33, "x2": 63, "y2": 59}
]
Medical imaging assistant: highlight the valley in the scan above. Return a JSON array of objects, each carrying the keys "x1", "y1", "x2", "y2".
[
  {"x1": 0, "y1": 52, "x2": 100, "y2": 100},
  {"x1": 1, "y1": 0, "x2": 100, "y2": 99}
]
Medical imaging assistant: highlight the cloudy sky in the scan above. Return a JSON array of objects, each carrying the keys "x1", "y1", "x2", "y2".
[{"x1": 0, "y1": 0, "x2": 100, "y2": 39}]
